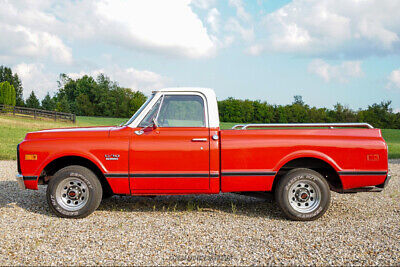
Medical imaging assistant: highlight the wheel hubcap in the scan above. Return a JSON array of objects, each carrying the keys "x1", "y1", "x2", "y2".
[
  {"x1": 288, "y1": 178, "x2": 321, "y2": 213},
  {"x1": 56, "y1": 177, "x2": 89, "y2": 211}
]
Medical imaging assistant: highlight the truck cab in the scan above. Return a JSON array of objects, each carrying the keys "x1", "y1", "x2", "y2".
[
  {"x1": 126, "y1": 88, "x2": 220, "y2": 194},
  {"x1": 17, "y1": 87, "x2": 390, "y2": 220}
]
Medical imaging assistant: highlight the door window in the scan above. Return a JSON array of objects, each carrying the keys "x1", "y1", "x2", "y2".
[{"x1": 156, "y1": 95, "x2": 205, "y2": 127}]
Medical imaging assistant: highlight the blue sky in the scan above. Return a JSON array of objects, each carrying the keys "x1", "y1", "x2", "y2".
[{"x1": 1, "y1": 0, "x2": 400, "y2": 112}]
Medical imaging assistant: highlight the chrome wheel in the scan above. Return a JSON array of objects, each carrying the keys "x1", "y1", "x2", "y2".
[
  {"x1": 288, "y1": 179, "x2": 321, "y2": 213},
  {"x1": 55, "y1": 177, "x2": 89, "y2": 212}
]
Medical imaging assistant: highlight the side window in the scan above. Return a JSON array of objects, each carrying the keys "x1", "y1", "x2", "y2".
[
  {"x1": 138, "y1": 97, "x2": 162, "y2": 127},
  {"x1": 157, "y1": 95, "x2": 205, "y2": 127}
]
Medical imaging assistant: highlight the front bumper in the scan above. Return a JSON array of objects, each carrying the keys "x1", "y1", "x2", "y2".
[{"x1": 16, "y1": 174, "x2": 25, "y2": 190}]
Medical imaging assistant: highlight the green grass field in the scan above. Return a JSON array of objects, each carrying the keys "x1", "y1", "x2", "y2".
[{"x1": 0, "y1": 114, "x2": 399, "y2": 160}]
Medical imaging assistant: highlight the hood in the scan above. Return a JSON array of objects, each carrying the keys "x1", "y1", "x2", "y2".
[{"x1": 24, "y1": 126, "x2": 115, "y2": 140}]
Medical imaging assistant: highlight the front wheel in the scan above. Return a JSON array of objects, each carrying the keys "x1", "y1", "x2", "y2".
[
  {"x1": 275, "y1": 168, "x2": 331, "y2": 221},
  {"x1": 46, "y1": 165, "x2": 103, "y2": 218}
]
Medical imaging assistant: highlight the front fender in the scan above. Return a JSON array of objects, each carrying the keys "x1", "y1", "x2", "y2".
[{"x1": 36, "y1": 151, "x2": 107, "y2": 177}]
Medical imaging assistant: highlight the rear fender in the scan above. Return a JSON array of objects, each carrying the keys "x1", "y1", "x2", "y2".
[{"x1": 273, "y1": 150, "x2": 341, "y2": 172}]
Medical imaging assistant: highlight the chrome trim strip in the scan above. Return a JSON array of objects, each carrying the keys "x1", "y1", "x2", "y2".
[
  {"x1": 133, "y1": 173, "x2": 210, "y2": 178},
  {"x1": 232, "y1": 123, "x2": 374, "y2": 129},
  {"x1": 221, "y1": 171, "x2": 276, "y2": 176},
  {"x1": 23, "y1": 176, "x2": 37, "y2": 180},
  {"x1": 191, "y1": 138, "x2": 207, "y2": 142},
  {"x1": 105, "y1": 173, "x2": 218, "y2": 178},
  {"x1": 105, "y1": 173, "x2": 129, "y2": 178},
  {"x1": 338, "y1": 171, "x2": 387, "y2": 176}
]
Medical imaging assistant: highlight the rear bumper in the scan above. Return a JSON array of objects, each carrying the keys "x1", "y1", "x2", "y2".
[
  {"x1": 341, "y1": 173, "x2": 391, "y2": 193},
  {"x1": 377, "y1": 173, "x2": 391, "y2": 189},
  {"x1": 15, "y1": 174, "x2": 25, "y2": 190}
]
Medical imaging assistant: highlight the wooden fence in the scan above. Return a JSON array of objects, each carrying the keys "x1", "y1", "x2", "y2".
[{"x1": 0, "y1": 104, "x2": 76, "y2": 123}]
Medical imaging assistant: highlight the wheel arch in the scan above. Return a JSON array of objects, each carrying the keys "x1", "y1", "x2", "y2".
[
  {"x1": 272, "y1": 154, "x2": 343, "y2": 192},
  {"x1": 39, "y1": 155, "x2": 112, "y2": 194}
]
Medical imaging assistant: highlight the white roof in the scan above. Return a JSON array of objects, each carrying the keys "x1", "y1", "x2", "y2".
[
  {"x1": 154, "y1": 87, "x2": 215, "y2": 95},
  {"x1": 152, "y1": 87, "x2": 220, "y2": 128}
]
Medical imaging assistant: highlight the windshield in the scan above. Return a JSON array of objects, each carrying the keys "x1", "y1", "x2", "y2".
[{"x1": 122, "y1": 94, "x2": 155, "y2": 126}]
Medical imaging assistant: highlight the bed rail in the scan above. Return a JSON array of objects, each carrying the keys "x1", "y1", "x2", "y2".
[{"x1": 231, "y1": 123, "x2": 374, "y2": 130}]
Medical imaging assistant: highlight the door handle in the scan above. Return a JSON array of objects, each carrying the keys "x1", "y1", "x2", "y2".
[{"x1": 191, "y1": 138, "x2": 207, "y2": 142}]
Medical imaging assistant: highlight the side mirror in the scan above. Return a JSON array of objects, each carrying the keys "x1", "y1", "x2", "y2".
[{"x1": 134, "y1": 119, "x2": 158, "y2": 135}]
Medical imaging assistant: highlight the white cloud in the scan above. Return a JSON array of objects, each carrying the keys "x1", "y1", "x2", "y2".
[
  {"x1": 12, "y1": 63, "x2": 170, "y2": 99},
  {"x1": 191, "y1": 0, "x2": 216, "y2": 10},
  {"x1": 207, "y1": 8, "x2": 220, "y2": 33},
  {"x1": 0, "y1": 0, "x2": 218, "y2": 61},
  {"x1": 88, "y1": 0, "x2": 216, "y2": 58},
  {"x1": 257, "y1": 0, "x2": 400, "y2": 58},
  {"x1": 225, "y1": 18, "x2": 254, "y2": 42},
  {"x1": 68, "y1": 66, "x2": 170, "y2": 94},
  {"x1": 0, "y1": 1, "x2": 72, "y2": 64},
  {"x1": 229, "y1": 0, "x2": 251, "y2": 22},
  {"x1": 245, "y1": 44, "x2": 264, "y2": 56},
  {"x1": 387, "y1": 69, "x2": 400, "y2": 90},
  {"x1": 308, "y1": 59, "x2": 363, "y2": 83},
  {"x1": 13, "y1": 63, "x2": 58, "y2": 100}
]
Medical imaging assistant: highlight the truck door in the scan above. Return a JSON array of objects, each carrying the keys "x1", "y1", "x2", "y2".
[{"x1": 130, "y1": 93, "x2": 210, "y2": 192}]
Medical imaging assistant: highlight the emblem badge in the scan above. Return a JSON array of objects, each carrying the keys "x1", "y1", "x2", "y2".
[{"x1": 105, "y1": 154, "x2": 120, "y2": 161}]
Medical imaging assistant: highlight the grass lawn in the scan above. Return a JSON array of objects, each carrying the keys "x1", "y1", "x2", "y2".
[
  {"x1": 0, "y1": 114, "x2": 399, "y2": 159},
  {"x1": 381, "y1": 129, "x2": 400, "y2": 159}
]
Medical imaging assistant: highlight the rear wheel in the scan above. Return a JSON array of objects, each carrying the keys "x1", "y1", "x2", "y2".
[
  {"x1": 46, "y1": 165, "x2": 102, "y2": 218},
  {"x1": 275, "y1": 168, "x2": 331, "y2": 221}
]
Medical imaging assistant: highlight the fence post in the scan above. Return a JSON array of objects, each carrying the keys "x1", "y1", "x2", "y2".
[
  {"x1": 73, "y1": 114, "x2": 76, "y2": 124},
  {"x1": 13, "y1": 106, "x2": 15, "y2": 116},
  {"x1": 55, "y1": 112, "x2": 57, "y2": 121},
  {"x1": 34, "y1": 109, "x2": 36, "y2": 119}
]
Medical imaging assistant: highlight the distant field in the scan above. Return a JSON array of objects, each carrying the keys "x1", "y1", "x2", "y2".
[
  {"x1": 381, "y1": 129, "x2": 400, "y2": 159},
  {"x1": 0, "y1": 114, "x2": 399, "y2": 159}
]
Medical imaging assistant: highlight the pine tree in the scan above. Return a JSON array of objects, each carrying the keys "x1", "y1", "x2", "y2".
[
  {"x1": 26, "y1": 91, "x2": 40, "y2": 109},
  {"x1": 56, "y1": 95, "x2": 70, "y2": 112},
  {"x1": 41, "y1": 93, "x2": 56, "y2": 110}
]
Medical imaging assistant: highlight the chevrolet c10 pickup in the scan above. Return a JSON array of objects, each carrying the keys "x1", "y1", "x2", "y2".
[{"x1": 16, "y1": 88, "x2": 390, "y2": 220}]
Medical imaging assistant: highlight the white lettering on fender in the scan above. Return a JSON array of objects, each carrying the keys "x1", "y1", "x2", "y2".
[{"x1": 105, "y1": 154, "x2": 120, "y2": 161}]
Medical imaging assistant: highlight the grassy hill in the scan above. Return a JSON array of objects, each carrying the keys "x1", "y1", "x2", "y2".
[{"x1": 0, "y1": 114, "x2": 398, "y2": 160}]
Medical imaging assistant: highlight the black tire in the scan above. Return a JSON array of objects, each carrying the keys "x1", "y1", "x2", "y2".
[
  {"x1": 46, "y1": 165, "x2": 103, "y2": 218},
  {"x1": 275, "y1": 168, "x2": 331, "y2": 221}
]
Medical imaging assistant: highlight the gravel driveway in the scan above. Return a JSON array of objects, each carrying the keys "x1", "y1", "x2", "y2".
[{"x1": 0, "y1": 160, "x2": 399, "y2": 266}]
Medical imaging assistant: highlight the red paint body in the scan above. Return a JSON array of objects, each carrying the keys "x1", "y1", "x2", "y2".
[{"x1": 18, "y1": 124, "x2": 388, "y2": 194}]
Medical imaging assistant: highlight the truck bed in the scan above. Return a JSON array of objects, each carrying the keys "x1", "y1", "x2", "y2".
[{"x1": 220, "y1": 128, "x2": 388, "y2": 192}]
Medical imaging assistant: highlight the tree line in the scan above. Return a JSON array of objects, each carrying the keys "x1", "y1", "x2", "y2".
[
  {"x1": 218, "y1": 96, "x2": 400, "y2": 129},
  {"x1": 1, "y1": 65, "x2": 399, "y2": 129}
]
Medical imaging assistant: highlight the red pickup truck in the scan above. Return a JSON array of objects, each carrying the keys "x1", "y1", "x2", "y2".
[{"x1": 16, "y1": 88, "x2": 390, "y2": 220}]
